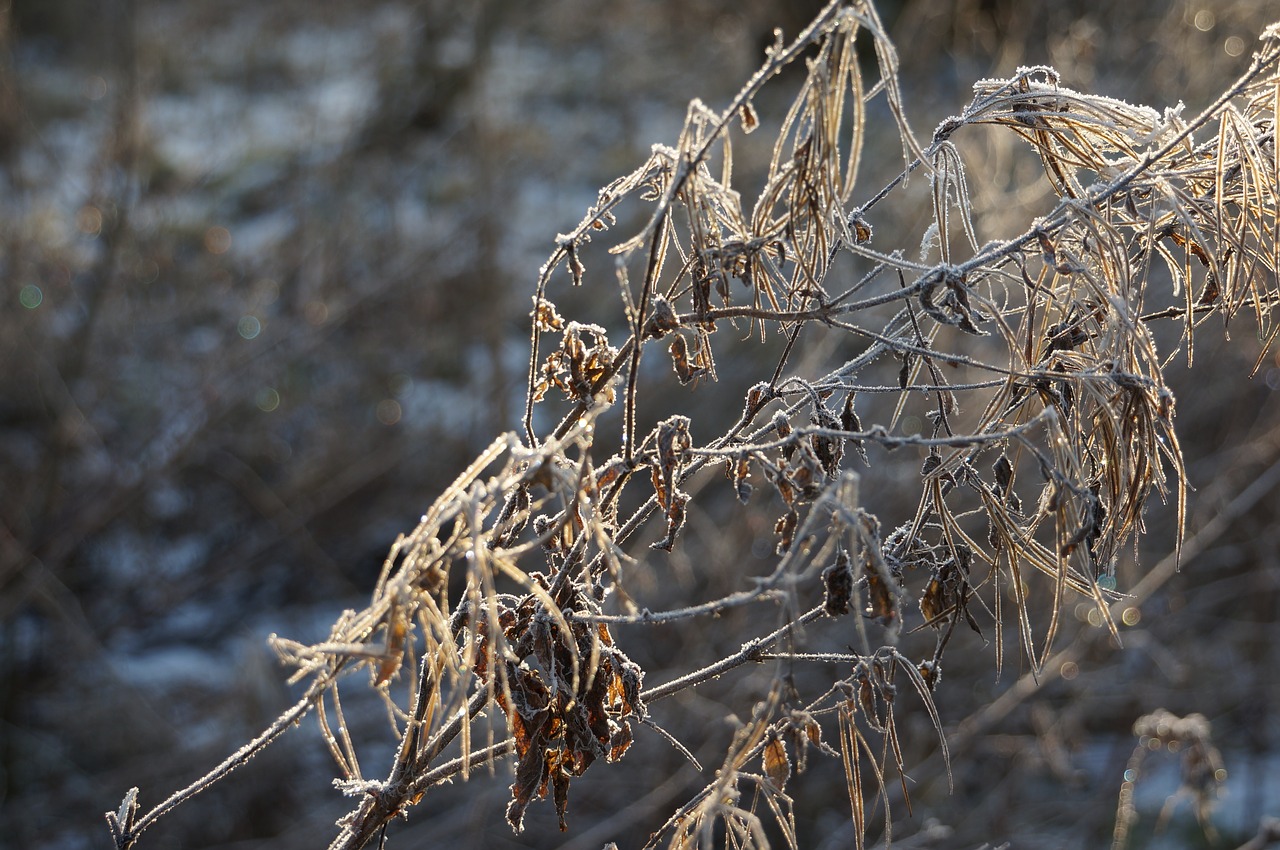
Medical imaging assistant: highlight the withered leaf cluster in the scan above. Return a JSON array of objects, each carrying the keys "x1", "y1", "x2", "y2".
[
  {"x1": 534, "y1": 320, "x2": 619, "y2": 405},
  {"x1": 464, "y1": 579, "x2": 644, "y2": 832}
]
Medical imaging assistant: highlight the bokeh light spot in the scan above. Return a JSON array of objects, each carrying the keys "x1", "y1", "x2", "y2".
[
  {"x1": 304, "y1": 300, "x2": 329, "y2": 326},
  {"x1": 389, "y1": 373, "x2": 413, "y2": 398},
  {"x1": 255, "y1": 387, "x2": 280, "y2": 412},
  {"x1": 1060, "y1": 661, "x2": 1079, "y2": 680},
  {"x1": 1121, "y1": 607, "x2": 1141, "y2": 626},
  {"x1": 84, "y1": 75, "x2": 108, "y2": 100},
  {"x1": 238, "y1": 315, "x2": 262, "y2": 339},
  {"x1": 204, "y1": 226, "x2": 232, "y2": 254},
  {"x1": 1193, "y1": 10, "x2": 1215, "y2": 31},
  {"x1": 376, "y1": 399, "x2": 402, "y2": 425},
  {"x1": 76, "y1": 205, "x2": 103, "y2": 236},
  {"x1": 136, "y1": 258, "x2": 160, "y2": 284},
  {"x1": 1097, "y1": 574, "x2": 1117, "y2": 591},
  {"x1": 1225, "y1": 36, "x2": 1245, "y2": 56},
  {"x1": 269, "y1": 440, "x2": 292, "y2": 464},
  {"x1": 19, "y1": 284, "x2": 43, "y2": 309},
  {"x1": 254, "y1": 278, "x2": 280, "y2": 306}
]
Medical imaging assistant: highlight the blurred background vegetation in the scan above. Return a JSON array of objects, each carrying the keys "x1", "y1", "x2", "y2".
[{"x1": 2, "y1": 0, "x2": 1278, "y2": 847}]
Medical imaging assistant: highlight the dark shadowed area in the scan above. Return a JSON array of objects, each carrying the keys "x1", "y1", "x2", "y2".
[{"x1": 2, "y1": 1, "x2": 1278, "y2": 849}]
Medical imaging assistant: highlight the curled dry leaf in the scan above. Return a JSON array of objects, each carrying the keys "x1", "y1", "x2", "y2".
[{"x1": 762, "y1": 732, "x2": 790, "y2": 791}]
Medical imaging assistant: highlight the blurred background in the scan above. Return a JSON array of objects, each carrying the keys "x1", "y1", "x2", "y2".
[{"x1": 2, "y1": 0, "x2": 1278, "y2": 848}]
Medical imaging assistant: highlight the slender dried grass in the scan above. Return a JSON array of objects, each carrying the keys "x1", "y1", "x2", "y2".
[{"x1": 108, "y1": 2, "x2": 1280, "y2": 848}]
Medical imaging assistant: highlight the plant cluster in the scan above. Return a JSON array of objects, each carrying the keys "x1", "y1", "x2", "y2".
[{"x1": 108, "y1": 2, "x2": 1280, "y2": 847}]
